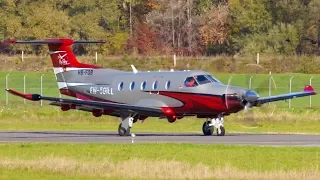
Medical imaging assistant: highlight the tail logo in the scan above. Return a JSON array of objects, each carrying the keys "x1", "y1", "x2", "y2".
[{"x1": 58, "y1": 53, "x2": 70, "y2": 66}]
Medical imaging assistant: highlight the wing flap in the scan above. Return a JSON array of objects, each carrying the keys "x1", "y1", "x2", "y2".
[{"x1": 254, "y1": 85, "x2": 317, "y2": 105}]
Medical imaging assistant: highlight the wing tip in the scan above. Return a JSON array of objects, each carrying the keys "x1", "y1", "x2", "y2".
[
  {"x1": 2, "y1": 40, "x2": 17, "y2": 44},
  {"x1": 304, "y1": 85, "x2": 317, "y2": 94},
  {"x1": 5, "y1": 88, "x2": 41, "y2": 101}
]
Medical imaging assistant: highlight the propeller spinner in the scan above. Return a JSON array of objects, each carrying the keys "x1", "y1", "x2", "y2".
[
  {"x1": 224, "y1": 76, "x2": 259, "y2": 111},
  {"x1": 242, "y1": 90, "x2": 260, "y2": 112}
]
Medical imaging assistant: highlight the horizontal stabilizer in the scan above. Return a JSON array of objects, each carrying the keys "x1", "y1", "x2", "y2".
[{"x1": 3, "y1": 39, "x2": 105, "y2": 45}]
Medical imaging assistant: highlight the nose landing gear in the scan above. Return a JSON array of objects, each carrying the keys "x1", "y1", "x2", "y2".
[{"x1": 202, "y1": 116, "x2": 225, "y2": 136}]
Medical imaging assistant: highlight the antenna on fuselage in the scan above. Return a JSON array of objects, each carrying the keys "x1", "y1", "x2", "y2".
[{"x1": 131, "y1": 65, "x2": 138, "y2": 74}]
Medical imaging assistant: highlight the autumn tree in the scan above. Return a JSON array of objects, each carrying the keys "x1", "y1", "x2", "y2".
[
  {"x1": 1, "y1": 0, "x2": 320, "y2": 56},
  {"x1": 126, "y1": 23, "x2": 160, "y2": 55},
  {"x1": 199, "y1": 4, "x2": 229, "y2": 46},
  {"x1": 146, "y1": 0, "x2": 204, "y2": 55}
]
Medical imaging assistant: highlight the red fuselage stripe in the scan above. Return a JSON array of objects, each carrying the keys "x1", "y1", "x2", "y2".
[{"x1": 63, "y1": 89, "x2": 243, "y2": 116}]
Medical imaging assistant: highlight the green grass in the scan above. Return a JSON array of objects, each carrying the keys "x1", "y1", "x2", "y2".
[
  {"x1": 1, "y1": 71, "x2": 320, "y2": 179},
  {"x1": 0, "y1": 143, "x2": 317, "y2": 171},
  {"x1": 1, "y1": 105, "x2": 320, "y2": 134},
  {"x1": 0, "y1": 169, "x2": 96, "y2": 180},
  {"x1": 0, "y1": 143, "x2": 319, "y2": 179}
]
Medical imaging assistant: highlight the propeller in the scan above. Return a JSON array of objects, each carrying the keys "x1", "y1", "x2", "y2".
[
  {"x1": 224, "y1": 75, "x2": 259, "y2": 112},
  {"x1": 224, "y1": 73, "x2": 278, "y2": 127}
]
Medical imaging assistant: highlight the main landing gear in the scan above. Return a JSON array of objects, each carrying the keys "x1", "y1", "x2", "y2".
[
  {"x1": 118, "y1": 113, "x2": 138, "y2": 136},
  {"x1": 202, "y1": 116, "x2": 225, "y2": 136}
]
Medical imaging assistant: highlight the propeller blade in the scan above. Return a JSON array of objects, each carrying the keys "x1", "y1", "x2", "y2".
[{"x1": 224, "y1": 76, "x2": 233, "y2": 109}]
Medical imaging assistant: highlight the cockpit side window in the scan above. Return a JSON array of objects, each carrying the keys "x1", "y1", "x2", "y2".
[
  {"x1": 194, "y1": 75, "x2": 211, "y2": 85},
  {"x1": 184, "y1": 77, "x2": 198, "y2": 87}
]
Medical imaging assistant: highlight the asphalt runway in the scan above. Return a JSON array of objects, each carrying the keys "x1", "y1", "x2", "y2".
[{"x1": 0, "y1": 131, "x2": 320, "y2": 146}]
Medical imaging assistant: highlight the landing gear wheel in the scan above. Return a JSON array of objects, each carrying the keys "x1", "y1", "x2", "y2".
[
  {"x1": 118, "y1": 123, "x2": 131, "y2": 136},
  {"x1": 217, "y1": 126, "x2": 225, "y2": 136},
  {"x1": 202, "y1": 121, "x2": 214, "y2": 136}
]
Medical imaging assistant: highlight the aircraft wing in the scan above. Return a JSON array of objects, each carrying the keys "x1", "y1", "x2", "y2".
[
  {"x1": 253, "y1": 85, "x2": 317, "y2": 106},
  {"x1": 5, "y1": 89, "x2": 164, "y2": 116}
]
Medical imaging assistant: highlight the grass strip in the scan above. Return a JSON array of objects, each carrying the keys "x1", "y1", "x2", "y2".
[{"x1": 0, "y1": 143, "x2": 319, "y2": 179}]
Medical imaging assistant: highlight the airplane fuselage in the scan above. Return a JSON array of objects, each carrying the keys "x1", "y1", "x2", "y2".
[{"x1": 56, "y1": 68, "x2": 246, "y2": 118}]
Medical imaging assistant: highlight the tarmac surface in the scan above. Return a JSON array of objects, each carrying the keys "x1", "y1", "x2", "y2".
[{"x1": 0, "y1": 131, "x2": 320, "y2": 146}]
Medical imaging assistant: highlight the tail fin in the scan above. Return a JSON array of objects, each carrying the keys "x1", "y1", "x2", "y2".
[
  {"x1": 4, "y1": 39, "x2": 104, "y2": 69},
  {"x1": 4, "y1": 38, "x2": 105, "y2": 97}
]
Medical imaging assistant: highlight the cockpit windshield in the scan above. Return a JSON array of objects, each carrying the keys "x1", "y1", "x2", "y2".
[
  {"x1": 206, "y1": 75, "x2": 222, "y2": 83},
  {"x1": 184, "y1": 74, "x2": 222, "y2": 87},
  {"x1": 194, "y1": 75, "x2": 211, "y2": 85}
]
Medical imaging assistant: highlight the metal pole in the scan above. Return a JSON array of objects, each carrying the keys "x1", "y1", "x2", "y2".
[
  {"x1": 95, "y1": 52, "x2": 98, "y2": 64},
  {"x1": 24, "y1": 74, "x2": 27, "y2": 104},
  {"x1": 289, "y1": 76, "x2": 294, "y2": 108},
  {"x1": 310, "y1": 76, "x2": 314, "y2": 108},
  {"x1": 41, "y1": 74, "x2": 44, "y2": 106},
  {"x1": 5, "y1": 74, "x2": 9, "y2": 105},
  {"x1": 249, "y1": 76, "x2": 253, "y2": 89},
  {"x1": 268, "y1": 76, "x2": 273, "y2": 105}
]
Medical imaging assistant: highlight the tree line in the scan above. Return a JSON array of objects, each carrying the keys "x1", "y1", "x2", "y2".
[{"x1": 0, "y1": 0, "x2": 319, "y2": 56}]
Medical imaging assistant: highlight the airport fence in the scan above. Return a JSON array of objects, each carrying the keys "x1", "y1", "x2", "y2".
[{"x1": 1, "y1": 72, "x2": 320, "y2": 109}]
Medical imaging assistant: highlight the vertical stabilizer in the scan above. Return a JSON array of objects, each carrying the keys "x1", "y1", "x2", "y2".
[{"x1": 4, "y1": 39, "x2": 105, "y2": 97}]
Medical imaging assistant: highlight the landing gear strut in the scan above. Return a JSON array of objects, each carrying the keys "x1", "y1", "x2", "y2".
[
  {"x1": 118, "y1": 114, "x2": 135, "y2": 136},
  {"x1": 202, "y1": 116, "x2": 225, "y2": 136}
]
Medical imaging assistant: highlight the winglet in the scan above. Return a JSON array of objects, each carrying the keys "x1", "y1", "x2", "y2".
[
  {"x1": 2, "y1": 40, "x2": 17, "y2": 44},
  {"x1": 304, "y1": 85, "x2": 317, "y2": 94},
  {"x1": 5, "y1": 89, "x2": 41, "y2": 101},
  {"x1": 131, "y1": 65, "x2": 138, "y2": 74}
]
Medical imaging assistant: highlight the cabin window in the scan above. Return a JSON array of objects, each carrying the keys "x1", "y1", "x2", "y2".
[
  {"x1": 141, "y1": 81, "x2": 146, "y2": 90},
  {"x1": 194, "y1": 75, "x2": 211, "y2": 85},
  {"x1": 130, "y1": 82, "x2": 135, "y2": 91},
  {"x1": 165, "y1": 81, "x2": 171, "y2": 89},
  {"x1": 184, "y1": 77, "x2": 198, "y2": 87},
  {"x1": 153, "y1": 81, "x2": 158, "y2": 90},
  {"x1": 118, "y1": 82, "x2": 124, "y2": 91}
]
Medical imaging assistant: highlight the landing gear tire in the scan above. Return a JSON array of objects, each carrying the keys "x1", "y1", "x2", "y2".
[
  {"x1": 202, "y1": 121, "x2": 214, "y2": 136},
  {"x1": 217, "y1": 126, "x2": 225, "y2": 136},
  {"x1": 118, "y1": 123, "x2": 131, "y2": 136}
]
